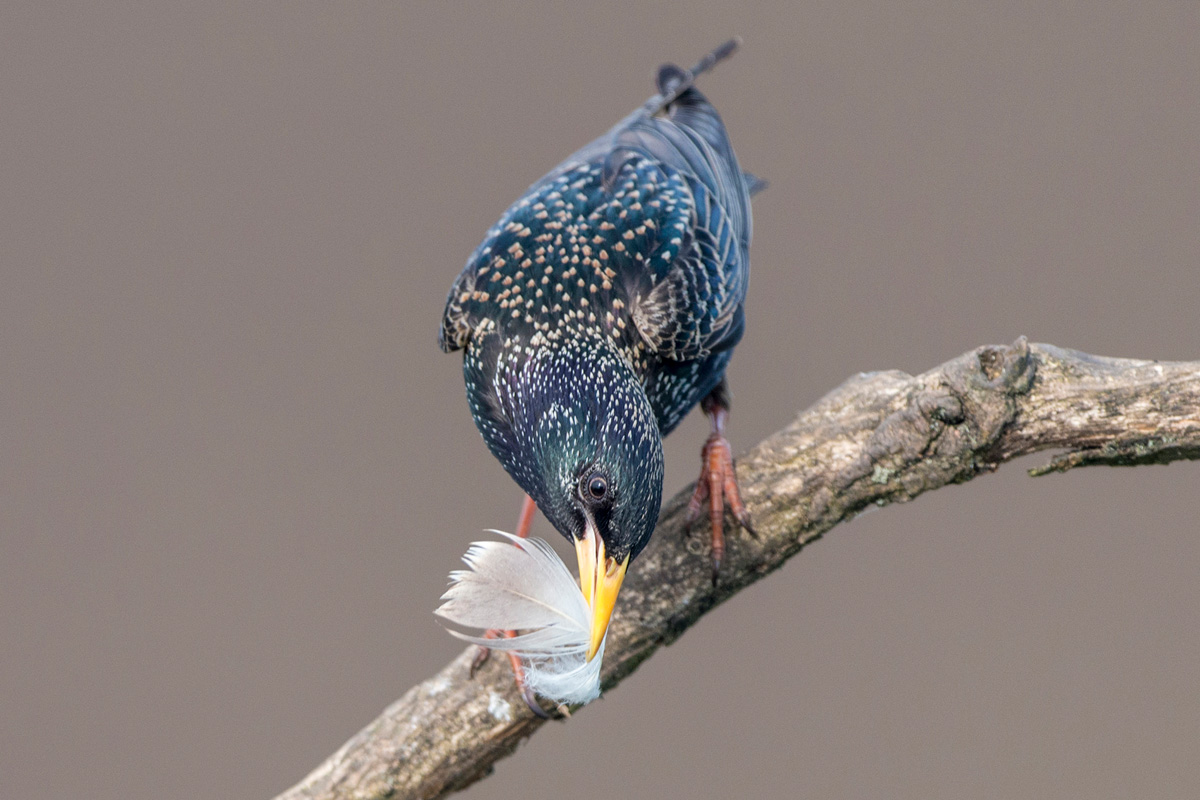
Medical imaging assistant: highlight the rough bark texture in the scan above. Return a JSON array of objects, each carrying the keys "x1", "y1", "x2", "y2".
[{"x1": 275, "y1": 339, "x2": 1200, "y2": 800}]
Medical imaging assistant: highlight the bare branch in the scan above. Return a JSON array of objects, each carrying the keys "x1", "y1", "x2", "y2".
[{"x1": 275, "y1": 338, "x2": 1200, "y2": 800}]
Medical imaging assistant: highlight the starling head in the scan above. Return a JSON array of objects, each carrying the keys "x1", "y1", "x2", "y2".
[{"x1": 469, "y1": 337, "x2": 664, "y2": 659}]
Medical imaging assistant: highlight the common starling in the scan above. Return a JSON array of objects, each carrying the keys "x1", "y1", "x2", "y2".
[{"x1": 439, "y1": 40, "x2": 758, "y2": 689}]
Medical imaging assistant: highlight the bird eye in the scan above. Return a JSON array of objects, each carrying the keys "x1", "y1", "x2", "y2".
[{"x1": 582, "y1": 472, "x2": 608, "y2": 502}]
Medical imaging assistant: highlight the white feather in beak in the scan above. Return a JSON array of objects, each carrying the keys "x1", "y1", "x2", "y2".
[{"x1": 435, "y1": 531, "x2": 605, "y2": 705}]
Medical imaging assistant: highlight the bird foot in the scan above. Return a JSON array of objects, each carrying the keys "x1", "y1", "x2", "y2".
[
  {"x1": 686, "y1": 433, "x2": 755, "y2": 585},
  {"x1": 467, "y1": 495, "x2": 557, "y2": 719},
  {"x1": 469, "y1": 629, "x2": 553, "y2": 719},
  {"x1": 468, "y1": 639, "x2": 492, "y2": 678}
]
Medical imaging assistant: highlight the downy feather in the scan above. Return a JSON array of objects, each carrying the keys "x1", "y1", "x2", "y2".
[{"x1": 436, "y1": 531, "x2": 606, "y2": 705}]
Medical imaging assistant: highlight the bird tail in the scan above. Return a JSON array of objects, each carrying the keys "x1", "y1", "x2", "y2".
[
  {"x1": 650, "y1": 37, "x2": 742, "y2": 114},
  {"x1": 649, "y1": 40, "x2": 766, "y2": 200},
  {"x1": 594, "y1": 40, "x2": 760, "y2": 220}
]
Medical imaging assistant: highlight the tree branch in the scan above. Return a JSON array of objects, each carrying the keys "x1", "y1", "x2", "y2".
[{"x1": 275, "y1": 338, "x2": 1200, "y2": 800}]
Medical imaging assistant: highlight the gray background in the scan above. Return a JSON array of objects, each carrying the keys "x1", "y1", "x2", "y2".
[{"x1": 4, "y1": 3, "x2": 1199, "y2": 798}]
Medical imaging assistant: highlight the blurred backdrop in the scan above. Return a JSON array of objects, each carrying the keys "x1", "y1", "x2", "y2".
[{"x1": 3, "y1": 3, "x2": 1199, "y2": 798}]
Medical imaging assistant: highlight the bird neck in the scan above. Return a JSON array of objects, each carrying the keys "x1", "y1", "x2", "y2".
[{"x1": 471, "y1": 333, "x2": 660, "y2": 513}]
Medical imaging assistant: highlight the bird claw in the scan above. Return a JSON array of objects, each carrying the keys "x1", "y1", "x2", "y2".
[
  {"x1": 469, "y1": 626, "x2": 505, "y2": 678},
  {"x1": 469, "y1": 644, "x2": 491, "y2": 678},
  {"x1": 521, "y1": 683, "x2": 552, "y2": 719},
  {"x1": 685, "y1": 432, "x2": 754, "y2": 586},
  {"x1": 470, "y1": 628, "x2": 559, "y2": 720}
]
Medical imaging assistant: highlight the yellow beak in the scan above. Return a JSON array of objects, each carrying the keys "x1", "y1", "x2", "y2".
[{"x1": 574, "y1": 524, "x2": 629, "y2": 662}]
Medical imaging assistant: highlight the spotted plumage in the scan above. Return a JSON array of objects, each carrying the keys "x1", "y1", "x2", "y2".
[{"x1": 440, "y1": 43, "x2": 757, "y2": 570}]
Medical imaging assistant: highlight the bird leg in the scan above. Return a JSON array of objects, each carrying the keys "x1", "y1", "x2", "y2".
[
  {"x1": 469, "y1": 494, "x2": 552, "y2": 719},
  {"x1": 513, "y1": 492, "x2": 537, "y2": 541},
  {"x1": 686, "y1": 381, "x2": 755, "y2": 584}
]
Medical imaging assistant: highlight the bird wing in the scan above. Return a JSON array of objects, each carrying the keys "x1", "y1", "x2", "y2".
[
  {"x1": 438, "y1": 79, "x2": 755, "y2": 362},
  {"x1": 615, "y1": 87, "x2": 753, "y2": 361},
  {"x1": 438, "y1": 264, "x2": 478, "y2": 353},
  {"x1": 628, "y1": 169, "x2": 749, "y2": 361}
]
